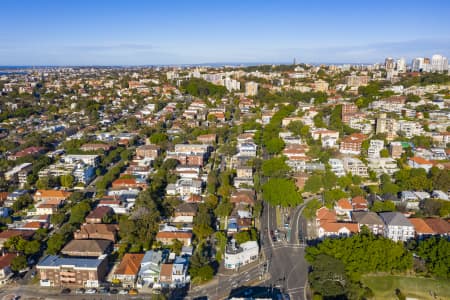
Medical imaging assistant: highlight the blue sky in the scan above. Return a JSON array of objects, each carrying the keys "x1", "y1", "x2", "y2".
[{"x1": 1, "y1": 0, "x2": 450, "y2": 65}]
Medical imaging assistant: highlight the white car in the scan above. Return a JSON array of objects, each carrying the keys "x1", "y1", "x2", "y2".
[
  {"x1": 85, "y1": 288, "x2": 97, "y2": 294},
  {"x1": 119, "y1": 289, "x2": 129, "y2": 295}
]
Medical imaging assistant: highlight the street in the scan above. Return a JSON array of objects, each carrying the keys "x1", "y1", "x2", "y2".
[{"x1": 259, "y1": 202, "x2": 309, "y2": 300}]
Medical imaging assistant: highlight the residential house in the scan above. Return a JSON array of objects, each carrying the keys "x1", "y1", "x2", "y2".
[
  {"x1": 137, "y1": 250, "x2": 166, "y2": 288},
  {"x1": 172, "y1": 202, "x2": 198, "y2": 224},
  {"x1": 156, "y1": 231, "x2": 193, "y2": 246},
  {"x1": 0, "y1": 253, "x2": 16, "y2": 284},
  {"x1": 334, "y1": 199, "x2": 352, "y2": 221},
  {"x1": 351, "y1": 196, "x2": 368, "y2": 211},
  {"x1": 74, "y1": 224, "x2": 119, "y2": 242},
  {"x1": 230, "y1": 189, "x2": 255, "y2": 207},
  {"x1": 112, "y1": 178, "x2": 148, "y2": 190},
  {"x1": 351, "y1": 211, "x2": 385, "y2": 235},
  {"x1": 379, "y1": 212, "x2": 415, "y2": 242},
  {"x1": 85, "y1": 206, "x2": 114, "y2": 224},
  {"x1": 38, "y1": 255, "x2": 108, "y2": 287},
  {"x1": 80, "y1": 143, "x2": 113, "y2": 152},
  {"x1": 423, "y1": 218, "x2": 450, "y2": 236},
  {"x1": 237, "y1": 142, "x2": 257, "y2": 157},
  {"x1": 318, "y1": 222, "x2": 359, "y2": 239},
  {"x1": 33, "y1": 190, "x2": 72, "y2": 203},
  {"x1": 409, "y1": 218, "x2": 435, "y2": 238},
  {"x1": 0, "y1": 229, "x2": 34, "y2": 249},
  {"x1": 159, "y1": 256, "x2": 189, "y2": 288},
  {"x1": 197, "y1": 134, "x2": 217, "y2": 144},
  {"x1": 61, "y1": 239, "x2": 112, "y2": 257},
  {"x1": 33, "y1": 200, "x2": 64, "y2": 215},
  {"x1": 113, "y1": 253, "x2": 145, "y2": 288},
  {"x1": 408, "y1": 157, "x2": 433, "y2": 172}
]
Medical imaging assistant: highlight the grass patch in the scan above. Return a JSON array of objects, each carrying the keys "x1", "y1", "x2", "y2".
[
  {"x1": 362, "y1": 274, "x2": 450, "y2": 300},
  {"x1": 276, "y1": 206, "x2": 282, "y2": 228}
]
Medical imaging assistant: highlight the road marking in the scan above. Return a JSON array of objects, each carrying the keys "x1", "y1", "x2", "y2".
[{"x1": 286, "y1": 286, "x2": 305, "y2": 292}]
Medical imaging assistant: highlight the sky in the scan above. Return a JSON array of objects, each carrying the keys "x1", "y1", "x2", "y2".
[{"x1": 1, "y1": 0, "x2": 450, "y2": 65}]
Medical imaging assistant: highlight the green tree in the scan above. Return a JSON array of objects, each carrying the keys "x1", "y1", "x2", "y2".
[
  {"x1": 265, "y1": 137, "x2": 285, "y2": 154},
  {"x1": 262, "y1": 157, "x2": 290, "y2": 178},
  {"x1": 24, "y1": 239, "x2": 41, "y2": 255},
  {"x1": 11, "y1": 255, "x2": 27, "y2": 272},
  {"x1": 68, "y1": 200, "x2": 91, "y2": 226},
  {"x1": 302, "y1": 199, "x2": 323, "y2": 219},
  {"x1": 46, "y1": 233, "x2": 68, "y2": 255},
  {"x1": 371, "y1": 200, "x2": 395, "y2": 212},
  {"x1": 149, "y1": 133, "x2": 168, "y2": 145},
  {"x1": 309, "y1": 254, "x2": 347, "y2": 297},
  {"x1": 304, "y1": 174, "x2": 324, "y2": 193},
  {"x1": 262, "y1": 178, "x2": 302, "y2": 207},
  {"x1": 415, "y1": 237, "x2": 450, "y2": 278},
  {"x1": 60, "y1": 174, "x2": 74, "y2": 188}
]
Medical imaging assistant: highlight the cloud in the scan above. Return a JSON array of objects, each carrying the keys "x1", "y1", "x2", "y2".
[{"x1": 266, "y1": 38, "x2": 450, "y2": 63}]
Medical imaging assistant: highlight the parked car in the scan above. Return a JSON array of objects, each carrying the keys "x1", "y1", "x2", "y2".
[
  {"x1": 110, "y1": 289, "x2": 119, "y2": 294},
  {"x1": 61, "y1": 288, "x2": 71, "y2": 294},
  {"x1": 85, "y1": 288, "x2": 97, "y2": 294},
  {"x1": 75, "y1": 288, "x2": 85, "y2": 294},
  {"x1": 119, "y1": 289, "x2": 129, "y2": 295}
]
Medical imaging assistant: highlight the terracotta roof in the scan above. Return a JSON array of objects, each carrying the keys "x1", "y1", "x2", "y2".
[
  {"x1": 0, "y1": 229, "x2": 34, "y2": 240},
  {"x1": 160, "y1": 263, "x2": 173, "y2": 280},
  {"x1": 352, "y1": 196, "x2": 368, "y2": 205},
  {"x1": 34, "y1": 190, "x2": 72, "y2": 199},
  {"x1": 76, "y1": 223, "x2": 118, "y2": 236},
  {"x1": 156, "y1": 231, "x2": 193, "y2": 239},
  {"x1": 230, "y1": 190, "x2": 255, "y2": 206},
  {"x1": 22, "y1": 221, "x2": 44, "y2": 229},
  {"x1": 321, "y1": 222, "x2": 359, "y2": 233},
  {"x1": 86, "y1": 206, "x2": 113, "y2": 220},
  {"x1": 186, "y1": 195, "x2": 202, "y2": 203},
  {"x1": 409, "y1": 156, "x2": 433, "y2": 165},
  {"x1": 0, "y1": 192, "x2": 8, "y2": 201},
  {"x1": 113, "y1": 178, "x2": 137, "y2": 185},
  {"x1": 409, "y1": 218, "x2": 435, "y2": 234},
  {"x1": 115, "y1": 253, "x2": 145, "y2": 276},
  {"x1": 336, "y1": 199, "x2": 352, "y2": 210},
  {"x1": 423, "y1": 218, "x2": 450, "y2": 235},
  {"x1": 0, "y1": 253, "x2": 17, "y2": 269},
  {"x1": 316, "y1": 207, "x2": 337, "y2": 223}
]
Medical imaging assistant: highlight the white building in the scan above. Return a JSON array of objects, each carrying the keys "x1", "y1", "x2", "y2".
[
  {"x1": 431, "y1": 54, "x2": 448, "y2": 73},
  {"x1": 379, "y1": 212, "x2": 414, "y2": 242},
  {"x1": 63, "y1": 154, "x2": 100, "y2": 167},
  {"x1": 224, "y1": 240, "x2": 259, "y2": 270},
  {"x1": 342, "y1": 157, "x2": 368, "y2": 177},
  {"x1": 368, "y1": 140, "x2": 385, "y2": 158},
  {"x1": 329, "y1": 159, "x2": 346, "y2": 177}
]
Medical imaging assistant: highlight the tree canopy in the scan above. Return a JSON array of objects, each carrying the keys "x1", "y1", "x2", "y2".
[{"x1": 262, "y1": 178, "x2": 302, "y2": 207}]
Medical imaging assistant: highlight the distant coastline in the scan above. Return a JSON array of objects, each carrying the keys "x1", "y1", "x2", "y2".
[{"x1": 0, "y1": 61, "x2": 376, "y2": 70}]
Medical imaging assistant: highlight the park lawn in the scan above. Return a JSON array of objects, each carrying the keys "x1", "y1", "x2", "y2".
[{"x1": 362, "y1": 274, "x2": 450, "y2": 300}]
